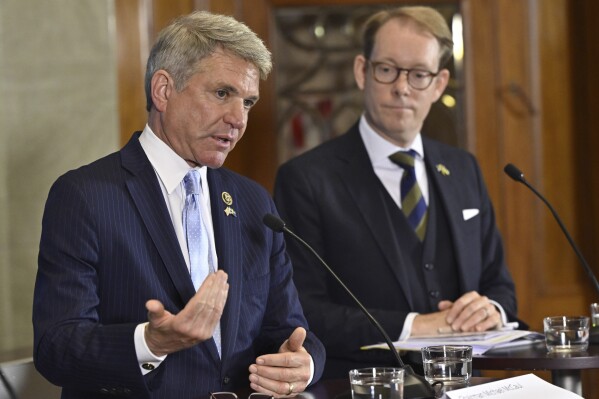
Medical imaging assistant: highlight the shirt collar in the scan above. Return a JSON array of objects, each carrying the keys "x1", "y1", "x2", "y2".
[
  {"x1": 139, "y1": 124, "x2": 207, "y2": 194},
  {"x1": 358, "y1": 115, "x2": 424, "y2": 169}
]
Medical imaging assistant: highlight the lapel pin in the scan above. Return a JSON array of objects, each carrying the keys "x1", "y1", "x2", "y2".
[
  {"x1": 222, "y1": 192, "x2": 237, "y2": 217},
  {"x1": 436, "y1": 164, "x2": 450, "y2": 176}
]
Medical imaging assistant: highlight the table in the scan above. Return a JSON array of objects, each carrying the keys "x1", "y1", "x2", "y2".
[
  {"x1": 235, "y1": 377, "x2": 497, "y2": 399},
  {"x1": 473, "y1": 341, "x2": 599, "y2": 396}
]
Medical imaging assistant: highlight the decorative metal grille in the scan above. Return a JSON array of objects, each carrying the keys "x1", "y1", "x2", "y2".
[{"x1": 272, "y1": 4, "x2": 464, "y2": 164}]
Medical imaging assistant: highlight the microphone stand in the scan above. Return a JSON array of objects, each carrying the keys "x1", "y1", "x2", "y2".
[{"x1": 263, "y1": 214, "x2": 438, "y2": 399}]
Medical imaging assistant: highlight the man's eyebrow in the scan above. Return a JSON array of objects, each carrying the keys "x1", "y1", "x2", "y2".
[{"x1": 218, "y1": 84, "x2": 259, "y2": 102}]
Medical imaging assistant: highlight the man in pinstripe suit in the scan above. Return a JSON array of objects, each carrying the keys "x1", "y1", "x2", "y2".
[{"x1": 33, "y1": 11, "x2": 324, "y2": 399}]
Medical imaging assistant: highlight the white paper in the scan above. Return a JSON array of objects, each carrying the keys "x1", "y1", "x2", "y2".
[
  {"x1": 361, "y1": 330, "x2": 545, "y2": 355},
  {"x1": 445, "y1": 373, "x2": 583, "y2": 399}
]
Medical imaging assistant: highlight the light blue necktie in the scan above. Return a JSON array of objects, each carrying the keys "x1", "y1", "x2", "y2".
[
  {"x1": 389, "y1": 150, "x2": 428, "y2": 241},
  {"x1": 183, "y1": 169, "x2": 221, "y2": 356}
]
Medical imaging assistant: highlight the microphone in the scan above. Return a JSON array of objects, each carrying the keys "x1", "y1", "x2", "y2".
[
  {"x1": 503, "y1": 163, "x2": 599, "y2": 295},
  {"x1": 263, "y1": 213, "x2": 437, "y2": 399}
]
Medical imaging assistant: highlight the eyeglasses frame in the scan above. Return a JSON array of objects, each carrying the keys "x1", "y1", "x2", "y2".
[{"x1": 367, "y1": 60, "x2": 440, "y2": 90}]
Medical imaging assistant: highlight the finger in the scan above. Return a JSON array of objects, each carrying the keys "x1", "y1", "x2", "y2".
[
  {"x1": 452, "y1": 302, "x2": 485, "y2": 331},
  {"x1": 163, "y1": 272, "x2": 229, "y2": 343},
  {"x1": 181, "y1": 271, "x2": 229, "y2": 324},
  {"x1": 284, "y1": 327, "x2": 307, "y2": 353},
  {"x1": 437, "y1": 300, "x2": 453, "y2": 311},
  {"x1": 256, "y1": 351, "x2": 308, "y2": 371},
  {"x1": 144, "y1": 300, "x2": 175, "y2": 355},
  {"x1": 473, "y1": 307, "x2": 502, "y2": 332},
  {"x1": 412, "y1": 311, "x2": 451, "y2": 335},
  {"x1": 457, "y1": 306, "x2": 489, "y2": 331},
  {"x1": 146, "y1": 300, "x2": 167, "y2": 325},
  {"x1": 445, "y1": 291, "x2": 479, "y2": 324},
  {"x1": 253, "y1": 352, "x2": 311, "y2": 385},
  {"x1": 249, "y1": 378, "x2": 302, "y2": 398},
  {"x1": 249, "y1": 366, "x2": 306, "y2": 398},
  {"x1": 450, "y1": 296, "x2": 489, "y2": 331}
]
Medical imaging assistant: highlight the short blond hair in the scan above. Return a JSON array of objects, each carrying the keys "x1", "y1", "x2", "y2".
[
  {"x1": 145, "y1": 11, "x2": 272, "y2": 111},
  {"x1": 361, "y1": 6, "x2": 453, "y2": 70}
]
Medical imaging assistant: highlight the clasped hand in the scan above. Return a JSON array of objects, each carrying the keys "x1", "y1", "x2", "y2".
[{"x1": 414, "y1": 291, "x2": 501, "y2": 335}]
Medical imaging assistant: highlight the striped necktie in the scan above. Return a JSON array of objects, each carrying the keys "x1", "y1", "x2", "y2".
[
  {"x1": 183, "y1": 169, "x2": 221, "y2": 356},
  {"x1": 389, "y1": 150, "x2": 428, "y2": 241}
]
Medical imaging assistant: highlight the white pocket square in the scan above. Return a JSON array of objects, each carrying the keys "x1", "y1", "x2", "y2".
[{"x1": 462, "y1": 208, "x2": 479, "y2": 221}]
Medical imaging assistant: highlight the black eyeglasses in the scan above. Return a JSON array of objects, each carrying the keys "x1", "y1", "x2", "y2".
[
  {"x1": 368, "y1": 60, "x2": 439, "y2": 90},
  {"x1": 210, "y1": 393, "x2": 273, "y2": 399}
]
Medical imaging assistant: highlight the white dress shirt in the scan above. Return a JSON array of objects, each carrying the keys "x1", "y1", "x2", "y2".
[{"x1": 133, "y1": 125, "x2": 218, "y2": 374}]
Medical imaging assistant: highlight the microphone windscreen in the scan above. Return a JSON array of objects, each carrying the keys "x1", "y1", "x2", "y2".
[
  {"x1": 504, "y1": 163, "x2": 525, "y2": 182},
  {"x1": 263, "y1": 213, "x2": 286, "y2": 232}
]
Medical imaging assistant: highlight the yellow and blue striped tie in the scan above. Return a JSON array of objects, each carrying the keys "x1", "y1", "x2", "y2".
[{"x1": 389, "y1": 150, "x2": 428, "y2": 241}]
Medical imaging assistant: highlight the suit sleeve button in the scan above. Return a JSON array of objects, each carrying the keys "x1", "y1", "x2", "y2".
[{"x1": 424, "y1": 263, "x2": 434, "y2": 271}]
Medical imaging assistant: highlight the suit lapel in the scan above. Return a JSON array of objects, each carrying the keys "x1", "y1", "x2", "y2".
[
  {"x1": 120, "y1": 133, "x2": 196, "y2": 306},
  {"x1": 336, "y1": 127, "x2": 415, "y2": 308},
  {"x1": 207, "y1": 168, "x2": 243, "y2": 364},
  {"x1": 422, "y1": 139, "x2": 474, "y2": 289}
]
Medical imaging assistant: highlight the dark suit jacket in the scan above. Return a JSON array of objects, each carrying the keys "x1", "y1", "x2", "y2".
[
  {"x1": 273, "y1": 123, "x2": 517, "y2": 376},
  {"x1": 33, "y1": 133, "x2": 325, "y2": 399}
]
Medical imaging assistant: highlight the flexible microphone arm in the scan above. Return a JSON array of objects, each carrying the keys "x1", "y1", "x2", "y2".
[
  {"x1": 263, "y1": 213, "x2": 437, "y2": 399},
  {"x1": 263, "y1": 213, "x2": 404, "y2": 367},
  {"x1": 504, "y1": 163, "x2": 599, "y2": 295}
]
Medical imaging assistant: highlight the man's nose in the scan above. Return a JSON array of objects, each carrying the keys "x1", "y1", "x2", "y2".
[{"x1": 224, "y1": 101, "x2": 246, "y2": 130}]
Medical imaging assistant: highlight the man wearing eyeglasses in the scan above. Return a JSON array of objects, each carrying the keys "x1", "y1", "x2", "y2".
[{"x1": 274, "y1": 6, "x2": 520, "y2": 378}]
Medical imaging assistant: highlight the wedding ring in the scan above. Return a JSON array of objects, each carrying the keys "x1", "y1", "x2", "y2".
[
  {"x1": 482, "y1": 308, "x2": 489, "y2": 319},
  {"x1": 287, "y1": 382, "x2": 294, "y2": 395}
]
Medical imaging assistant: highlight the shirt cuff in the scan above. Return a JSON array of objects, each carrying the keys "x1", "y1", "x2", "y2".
[
  {"x1": 134, "y1": 322, "x2": 167, "y2": 375},
  {"x1": 307, "y1": 355, "x2": 315, "y2": 385},
  {"x1": 489, "y1": 300, "x2": 513, "y2": 327},
  {"x1": 398, "y1": 312, "x2": 419, "y2": 340}
]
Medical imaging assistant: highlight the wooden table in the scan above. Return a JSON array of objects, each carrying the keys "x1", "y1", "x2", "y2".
[
  {"x1": 473, "y1": 341, "x2": 599, "y2": 396},
  {"x1": 235, "y1": 376, "x2": 497, "y2": 399}
]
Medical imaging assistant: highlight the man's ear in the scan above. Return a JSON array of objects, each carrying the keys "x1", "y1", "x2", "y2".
[
  {"x1": 431, "y1": 68, "x2": 450, "y2": 102},
  {"x1": 150, "y1": 70, "x2": 172, "y2": 112},
  {"x1": 353, "y1": 54, "x2": 367, "y2": 90}
]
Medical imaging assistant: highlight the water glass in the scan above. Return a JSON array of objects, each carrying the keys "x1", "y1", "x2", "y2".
[
  {"x1": 543, "y1": 315, "x2": 590, "y2": 352},
  {"x1": 591, "y1": 303, "x2": 599, "y2": 328},
  {"x1": 421, "y1": 345, "x2": 472, "y2": 386},
  {"x1": 349, "y1": 367, "x2": 404, "y2": 399}
]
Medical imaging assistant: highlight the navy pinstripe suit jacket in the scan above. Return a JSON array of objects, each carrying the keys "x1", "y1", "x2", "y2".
[{"x1": 33, "y1": 133, "x2": 325, "y2": 398}]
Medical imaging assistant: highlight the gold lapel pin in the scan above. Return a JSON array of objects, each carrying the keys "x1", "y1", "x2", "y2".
[
  {"x1": 436, "y1": 164, "x2": 450, "y2": 176},
  {"x1": 222, "y1": 192, "x2": 237, "y2": 217}
]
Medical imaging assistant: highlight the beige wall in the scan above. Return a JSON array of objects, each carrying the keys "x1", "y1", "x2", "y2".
[{"x1": 0, "y1": 0, "x2": 119, "y2": 352}]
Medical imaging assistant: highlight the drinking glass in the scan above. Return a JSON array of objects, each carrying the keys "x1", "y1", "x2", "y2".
[
  {"x1": 421, "y1": 345, "x2": 472, "y2": 386},
  {"x1": 349, "y1": 367, "x2": 404, "y2": 399},
  {"x1": 543, "y1": 315, "x2": 590, "y2": 352}
]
